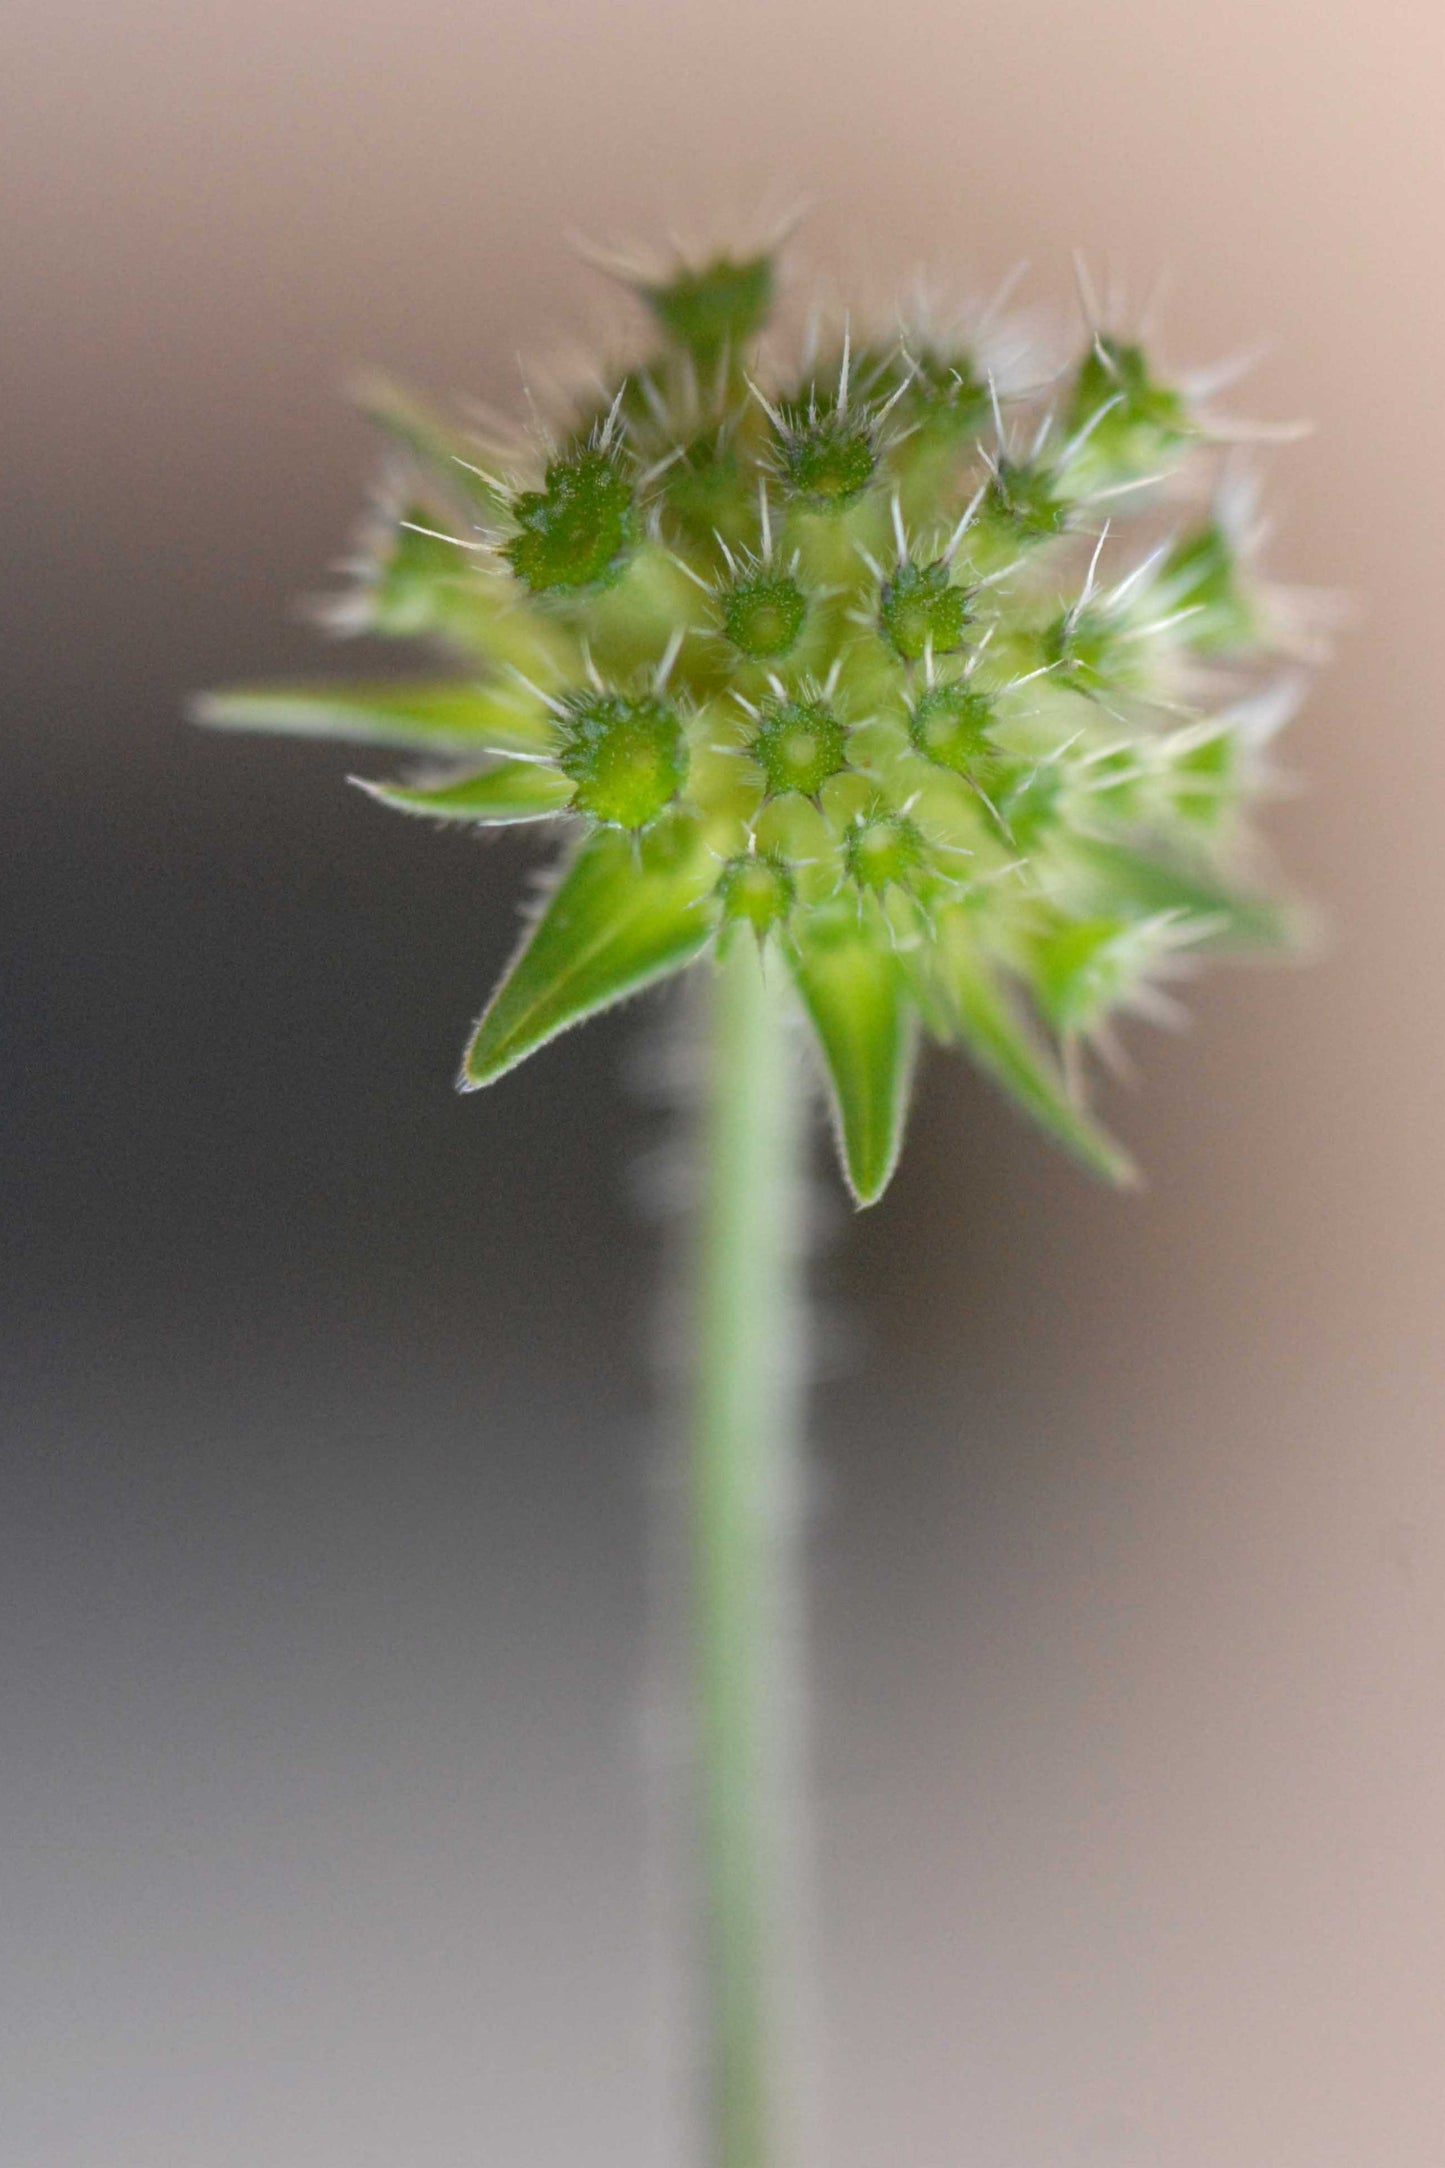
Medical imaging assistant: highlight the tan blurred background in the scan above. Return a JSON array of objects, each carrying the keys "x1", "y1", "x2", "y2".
[{"x1": 4, "y1": 0, "x2": 1445, "y2": 2163}]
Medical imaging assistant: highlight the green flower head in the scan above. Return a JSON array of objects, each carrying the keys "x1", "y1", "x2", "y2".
[{"x1": 197, "y1": 227, "x2": 1313, "y2": 1205}]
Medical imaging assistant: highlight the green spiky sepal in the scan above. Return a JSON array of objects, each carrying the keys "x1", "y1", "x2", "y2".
[{"x1": 197, "y1": 238, "x2": 1307, "y2": 1206}]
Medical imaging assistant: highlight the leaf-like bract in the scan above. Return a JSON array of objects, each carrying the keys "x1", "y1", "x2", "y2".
[
  {"x1": 463, "y1": 817, "x2": 716, "y2": 1087},
  {"x1": 787, "y1": 914, "x2": 915, "y2": 1206},
  {"x1": 1068, "y1": 838, "x2": 1294, "y2": 952},
  {"x1": 194, "y1": 681, "x2": 555, "y2": 756},
  {"x1": 353, "y1": 762, "x2": 574, "y2": 824},
  {"x1": 352, "y1": 373, "x2": 504, "y2": 520},
  {"x1": 925, "y1": 918, "x2": 1137, "y2": 1185}
]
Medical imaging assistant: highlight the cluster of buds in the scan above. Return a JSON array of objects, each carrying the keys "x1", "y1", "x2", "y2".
[{"x1": 200, "y1": 229, "x2": 1310, "y2": 1202}]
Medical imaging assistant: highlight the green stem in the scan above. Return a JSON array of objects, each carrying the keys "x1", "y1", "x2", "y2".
[{"x1": 693, "y1": 936, "x2": 810, "y2": 2168}]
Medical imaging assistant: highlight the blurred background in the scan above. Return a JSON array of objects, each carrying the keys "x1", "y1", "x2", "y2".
[{"x1": 4, "y1": 1, "x2": 1445, "y2": 2162}]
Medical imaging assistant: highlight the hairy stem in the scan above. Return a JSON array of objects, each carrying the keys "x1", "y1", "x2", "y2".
[{"x1": 692, "y1": 936, "x2": 812, "y2": 2168}]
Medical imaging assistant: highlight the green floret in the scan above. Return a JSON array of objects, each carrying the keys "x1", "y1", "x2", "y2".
[
  {"x1": 845, "y1": 810, "x2": 926, "y2": 893},
  {"x1": 716, "y1": 851, "x2": 796, "y2": 935},
  {"x1": 748, "y1": 695, "x2": 849, "y2": 799},
  {"x1": 1041, "y1": 602, "x2": 1146, "y2": 700},
  {"x1": 879, "y1": 560, "x2": 971, "y2": 661},
  {"x1": 505, "y1": 448, "x2": 637, "y2": 594},
  {"x1": 996, "y1": 762, "x2": 1064, "y2": 848},
  {"x1": 983, "y1": 456, "x2": 1070, "y2": 541},
  {"x1": 1065, "y1": 337, "x2": 1191, "y2": 485},
  {"x1": 908, "y1": 683, "x2": 997, "y2": 775},
  {"x1": 662, "y1": 428, "x2": 753, "y2": 546},
  {"x1": 893, "y1": 347, "x2": 992, "y2": 441},
  {"x1": 776, "y1": 413, "x2": 876, "y2": 509},
  {"x1": 1157, "y1": 522, "x2": 1258, "y2": 652},
  {"x1": 556, "y1": 692, "x2": 689, "y2": 830},
  {"x1": 722, "y1": 572, "x2": 808, "y2": 659},
  {"x1": 643, "y1": 254, "x2": 774, "y2": 365}
]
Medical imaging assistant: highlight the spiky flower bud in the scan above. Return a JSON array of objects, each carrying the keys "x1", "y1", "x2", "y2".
[{"x1": 198, "y1": 227, "x2": 1315, "y2": 1204}]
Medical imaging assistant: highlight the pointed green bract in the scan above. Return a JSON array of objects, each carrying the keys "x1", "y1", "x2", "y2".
[
  {"x1": 194, "y1": 681, "x2": 557, "y2": 756},
  {"x1": 352, "y1": 524, "x2": 579, "y2": 676},
  {"x1": 923, "y1": 917, "x2": 1137, "y2": 1185},
  {"x1": 463, "y1": 816, "x2": 717, "y2": 1087},
  {"x1": 1029, "y1": 916, "x2": 1171, "y2": 1037},
  {"x1": 1066, "y1": 838, "x2": 1296, "y2": 951},
  {"x1": 353, "y1": 761, "x2": 574, "y2": 824},
  {"x1": 786, "y1": 911, "x2": 915, "y2": 1206},
  {"x1": 365, "y1": 517, "x2": 480, "y2": 639},
  {"x1": 352, "y1": 373, "x2": 504, "y2": 519}
]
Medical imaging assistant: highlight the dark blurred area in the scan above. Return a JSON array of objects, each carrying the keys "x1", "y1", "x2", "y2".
[{"x1": 4, "y1": 1, "x2": 1445, "y2": 2162}]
